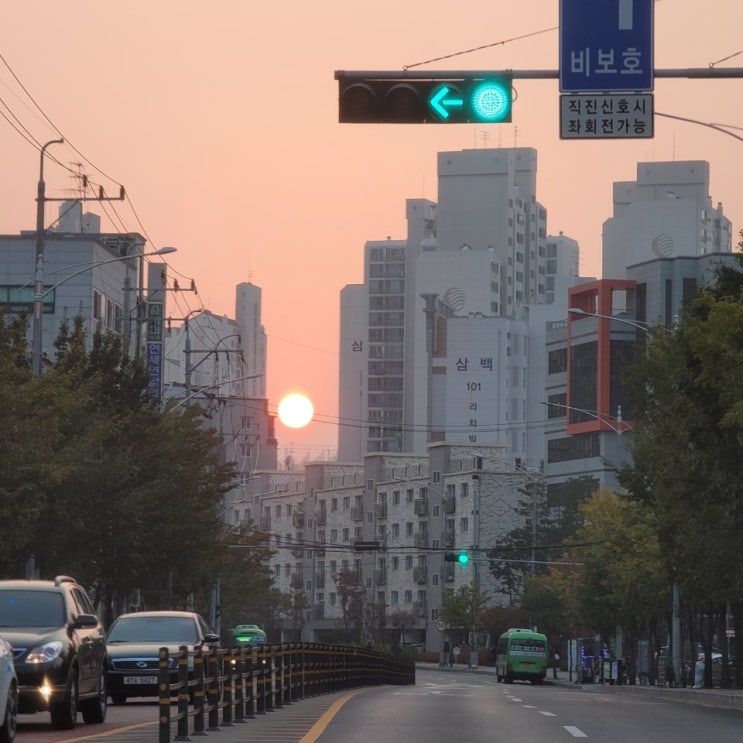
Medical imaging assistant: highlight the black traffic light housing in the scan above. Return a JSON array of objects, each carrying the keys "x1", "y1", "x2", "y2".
[{"x1": 336, "y1": 72, "x2": 513, "y2": 124}]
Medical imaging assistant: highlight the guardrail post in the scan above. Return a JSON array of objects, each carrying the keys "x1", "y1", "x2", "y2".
[
  {"x1": 221, "y1": 647, "x2": 234, "y2": 727},
  {"x1": 192, "y1": 647, "x2": 206, "y2": 735},
  {"x1": 175, "y1": 645, "x2": 191, "y2": 741},
  {"x1": 245, "y1": 645, "x2": 256, "y2": 718},
  {"x1": 158, "y1": 646, "x2": 171, "y2": 743},
  {"x1": 206, "y1": 646, "x2": 221, "y2": 731}
]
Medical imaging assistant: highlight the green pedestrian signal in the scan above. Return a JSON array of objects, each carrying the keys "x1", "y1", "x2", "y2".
[{"x1": 336, "y1": 73, "x2": 513, "y2": 124}]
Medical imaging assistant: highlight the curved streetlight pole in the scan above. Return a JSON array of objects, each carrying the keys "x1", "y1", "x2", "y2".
[
  {"x1": 32, "y1": 138, "x2": 64, "y2": 376},
  {"x1": 30, "y1": 246, "x2": 177, "y2": 374}
]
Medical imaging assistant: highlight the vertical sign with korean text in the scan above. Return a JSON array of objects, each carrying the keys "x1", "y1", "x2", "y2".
[
  {"x1": 146, "y1": 263, "x2": 166, "y2": 403},
  {"x1": 560, "y1": 0, "x2": 654, "y2": 92}
]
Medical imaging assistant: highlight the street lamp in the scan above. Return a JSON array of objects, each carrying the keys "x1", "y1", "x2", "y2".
[
  {"x1": 568, "y1": 307, "x2": 673, "y2": 334},
  {"x1": 30, "y1": 246, "x2": 177, "y2": 375},
  {"x1": 541, "y1": 400, "x2": 629, "y2": 435}
]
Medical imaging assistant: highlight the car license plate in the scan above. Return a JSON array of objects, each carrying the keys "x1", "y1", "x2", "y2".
[{"x1": 123, "y1": 675, "x2": 157, "y2": 685}]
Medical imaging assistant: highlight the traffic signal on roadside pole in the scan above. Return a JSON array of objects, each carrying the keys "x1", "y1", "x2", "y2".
[
  {"x1": 336, "y1": 73, "x2": 513, "y2": 124},
  {"x1": 444, "y1": 550, "x2": 470, "y2": 566}
]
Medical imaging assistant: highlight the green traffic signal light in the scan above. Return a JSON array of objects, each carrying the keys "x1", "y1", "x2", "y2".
[
  {"x1": 337, "y1": 73, "x2": 512, "y2": 124},
  {"x1": 470, "y1": 79, "x2": 512, "y2": 122},
  {"x1": 457, "y1": 550, "x2": 469, "y2": 566}
]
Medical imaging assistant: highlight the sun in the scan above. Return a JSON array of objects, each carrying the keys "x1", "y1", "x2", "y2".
[{"x1": 277, "y1": 393, "x2": 314, "y2": 429}]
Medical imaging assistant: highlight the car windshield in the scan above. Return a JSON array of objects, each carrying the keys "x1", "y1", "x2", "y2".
[
  {"x1": 0, "y1": 589, "x2": 66, "y2": 628},
  {"x1": 107, "y1": 615, "x2": 200, "y2": 644}
]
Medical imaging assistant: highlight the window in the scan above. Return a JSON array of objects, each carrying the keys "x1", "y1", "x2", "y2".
[
  {"x1": 404, "y1": 590, "x2": 412, "y2": 604},
  {"x1": 405, "y1": 555, "x2": 413, "y2": 569},
  {"x1": 460, "y1": 517, "x2": 469, "y2": 532},
  {"x1": 391, "y1": 591, "x2": 399, "y2": 605}
]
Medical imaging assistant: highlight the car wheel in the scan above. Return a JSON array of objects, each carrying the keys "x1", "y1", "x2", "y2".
[
  {"x1": 110, "y1": 694, "x2": 127, "y2": 705},
  {"x1": 50, "y1": 672, "x2": 78, "y2": 730},
  {"x1": 0, "y1": 681, "x2": 18, "y2": 743},
  {"x1": 80, "y1": 670, "x2": 107, "y2": 724}
]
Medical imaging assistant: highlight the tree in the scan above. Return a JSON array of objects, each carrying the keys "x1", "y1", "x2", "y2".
[
  {"x1": 388, "y1": 609, "x2": 417, "y2": 644},
  {"x1": 334, "y1": 568, "x2": 364, "y2": 642},
  {"x1": 0, "y1": 318, "x2": 236, "y2": 626},
  {"x1": 487, "y1": 476, "x2": 596, "y2": 604},
  {"x1": 439, "y1": 581, "x2": 490, "y2": 644},
  {"x1": 218, "y1": 521, "x2": 289, "y2": 635},
  {"x1": 619, "y1": 252, "x2": 743, "y2": 686}
]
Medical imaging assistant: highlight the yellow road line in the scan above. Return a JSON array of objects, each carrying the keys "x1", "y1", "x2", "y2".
[{"x1": 299, "y1": 689, "x2": 366, "y2": 743}]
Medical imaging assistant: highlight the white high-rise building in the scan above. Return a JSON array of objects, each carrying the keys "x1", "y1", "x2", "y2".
[
  {"x1": 602, "y1": 161, "x2": 732, "y2": 280},
  {"x1": 338, "y1": 147, "x2": 560, "y2": 462}
]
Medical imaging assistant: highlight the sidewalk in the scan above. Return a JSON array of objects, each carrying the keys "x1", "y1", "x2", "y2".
[{"x1": 429, "y1": 661, "x2": 743, "y2": 713}]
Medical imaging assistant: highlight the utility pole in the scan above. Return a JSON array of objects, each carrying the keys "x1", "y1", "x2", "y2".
[
  {"x1": 32, "y1": 139, "x2": 63, "y2": 376},
  {"x1": 32, "y1": 142, "x2": 126, "y2": 374}
]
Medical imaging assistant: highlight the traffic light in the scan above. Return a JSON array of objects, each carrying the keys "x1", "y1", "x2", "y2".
[
  {"x1": 337, "y1": 74, "x2": 513, "y2": 124},
  {"x1": 443, "y1": 551, "x2": 470, "y2": 566}
]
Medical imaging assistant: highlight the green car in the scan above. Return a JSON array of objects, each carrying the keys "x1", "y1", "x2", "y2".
[{"x1": 229, "y1": 625, "x2": 267, "y2": 647}]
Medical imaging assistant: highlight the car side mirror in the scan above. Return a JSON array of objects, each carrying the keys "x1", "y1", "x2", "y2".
[{"x1": 73, "y1": 613, "x2": 100, "y2": 628}]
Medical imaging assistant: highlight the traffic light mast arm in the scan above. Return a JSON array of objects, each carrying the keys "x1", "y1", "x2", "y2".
[{"x1": 336, "y1": 68, "x2": 743, "y2": 82}]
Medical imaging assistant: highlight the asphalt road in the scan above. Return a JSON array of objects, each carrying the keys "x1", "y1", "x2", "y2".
[
  {"x1": 314, "y1": 668, "x2": 743, "y2": 743},
  {"x1": 14, "y1": 667, "x2": 743, "y2": 743}
]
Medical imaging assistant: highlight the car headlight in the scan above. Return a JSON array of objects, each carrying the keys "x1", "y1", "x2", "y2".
[{"x1": 26, "y1": 641, "x2": 64, "y2": 664}]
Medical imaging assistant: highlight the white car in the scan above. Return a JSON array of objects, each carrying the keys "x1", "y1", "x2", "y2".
[{"x1": 0, "y1": 637, "x2": 17, "y2": 743}]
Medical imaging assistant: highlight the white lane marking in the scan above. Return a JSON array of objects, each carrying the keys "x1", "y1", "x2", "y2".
[
  {"x1": 564, "y1": 726, "x2": 588, "y2": 738},
  {"x1": 510, "y1": 697, "x2": 523, "y2": 702},
  {"x1": 522, "y1": 705, "x2": 536, "y2": 709},
  {"x1": 539, "y1": 711, "x2": 557, "y2": 717}
]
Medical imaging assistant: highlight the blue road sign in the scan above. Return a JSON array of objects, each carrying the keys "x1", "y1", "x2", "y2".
[{"x1": 560, "y1": 0, "x2": 654, "y2": 92}]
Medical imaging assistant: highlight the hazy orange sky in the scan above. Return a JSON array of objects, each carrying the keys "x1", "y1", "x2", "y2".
[{"x1": 1, "y1": 1, "x2": 741, "y2": 462}]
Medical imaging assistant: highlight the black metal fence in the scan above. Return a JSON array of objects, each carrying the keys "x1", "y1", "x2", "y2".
[{"x1": 158, "y1": 642, "x2": 415, "y2": 742}]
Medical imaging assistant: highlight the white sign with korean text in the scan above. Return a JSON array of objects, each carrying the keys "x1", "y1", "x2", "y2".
[{"x1": 560, "y1": 93, "x2": 653, "y2": 139}]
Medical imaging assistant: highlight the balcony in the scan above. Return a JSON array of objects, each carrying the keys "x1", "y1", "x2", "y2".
[
  {"x1": 374, "y1": 568, "x2": 387, "y2": 585},
  {"x1": 315, "y1": 509, "x2": 327, "y2": 526},
  {"x1": 375, "y1": 502, "x2": 387, "y2": 519},
  {"x1": 313, "y1": 603, "x2": 325, "y2": 619},
  {"x1": 443, "y1": 495, "x2": 456, "y2": 514},
  {"x1": 443, "y1": 530, "x2": 455, "y2": 548},
  {"x1": 442, "y1": 563, "x2": 455, "y2": 582},
  {"x1": 413, "y1": 533, "x2": 428, "y2": 549},
  {"x1": 413, "y1": 565, "x2": 428, "y2": 584},
  {"x1": 292, "y1": 511, "x2": 305, "y2": 528},
  {"x1": 259, "y1": 516, "x2": 271, "y2": 531},
  {"x1": 290, "y1": 574, "x2": 303, "y2": 590},
  {"x1": 413, "y1": 498, "x2": 428, "y2": 516},
  {"x1": 351, "y1": 506, "x2": 363, "y2": 522},
  {"x1": 412, "y1": 601, "x2": 426, "y2": 618},
  {"x1": 314, "y1": 572, "x2": 325, "y2": 588}
]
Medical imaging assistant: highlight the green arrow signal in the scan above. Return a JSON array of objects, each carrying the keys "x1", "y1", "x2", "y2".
[{"x1": 429, "y1": 85, "x2": 464, "y2": 120}]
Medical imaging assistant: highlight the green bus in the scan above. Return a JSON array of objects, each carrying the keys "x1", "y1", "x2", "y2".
[
  {"x1": 496, "y1": 628, "x2": 548, "y2": 684},
  {"x1": 230, "y1": 624, "x2": 267, "y2": 647}
]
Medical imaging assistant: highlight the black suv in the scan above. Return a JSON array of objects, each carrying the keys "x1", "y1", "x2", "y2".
[{"x1": 0, "y1": 576, "x2": 107, "y2": 730}]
